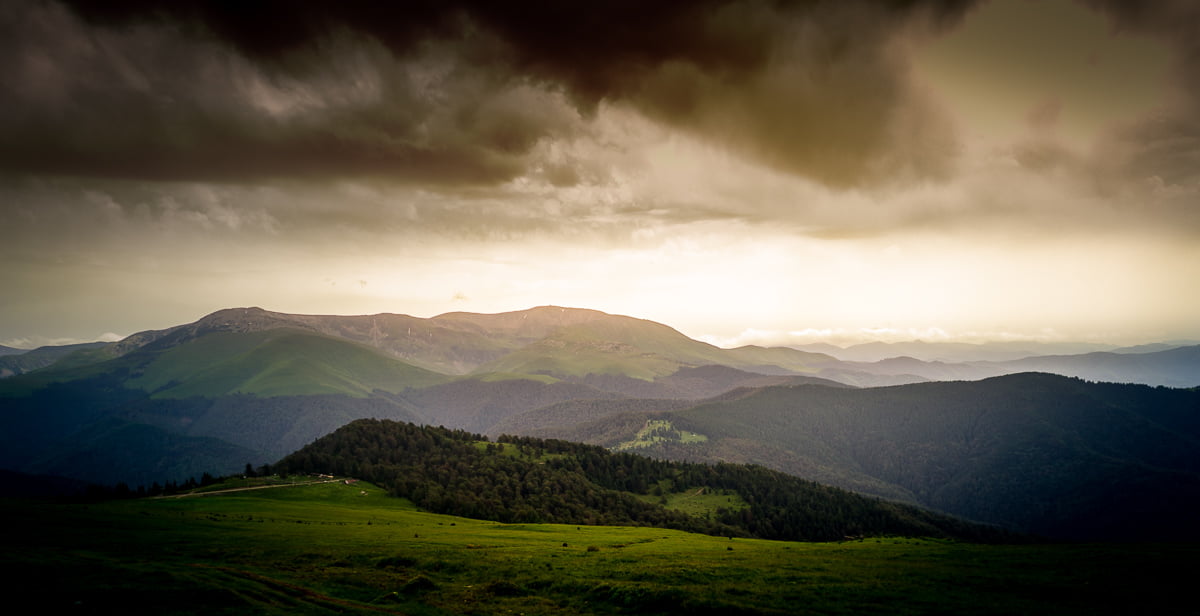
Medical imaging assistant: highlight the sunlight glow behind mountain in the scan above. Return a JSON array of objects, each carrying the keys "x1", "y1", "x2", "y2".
[{"x1": 2, "y1": 0, "x2": 1198, "y2": 348}]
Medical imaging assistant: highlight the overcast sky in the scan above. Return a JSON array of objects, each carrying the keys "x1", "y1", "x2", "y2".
[{"x1": 2, "y1": 0, "x2": 1198, "y2": 349}]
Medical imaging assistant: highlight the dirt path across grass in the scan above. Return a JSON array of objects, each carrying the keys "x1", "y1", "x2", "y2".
[{"x1": 156, "y1": 479, "x2": 343, "y2": 499}]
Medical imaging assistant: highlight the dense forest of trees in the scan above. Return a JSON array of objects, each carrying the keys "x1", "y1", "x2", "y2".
[{"x1": 275, "y1": 419, "x2": 1017, "y2": 543}]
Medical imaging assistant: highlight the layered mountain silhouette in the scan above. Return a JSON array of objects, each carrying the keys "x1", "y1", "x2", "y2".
[
  {"x1": 1, "y1": 306, "x2": 1197, "y2": 540},
  {"x1": 0, "y1": 341, "x2": 108, "y2": 378},
  {"x1": 525, "y1": 373, "x2": 1200, "y2": 540}
]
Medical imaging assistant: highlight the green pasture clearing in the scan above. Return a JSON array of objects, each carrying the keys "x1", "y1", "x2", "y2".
[
  {"x1": 1, "y1": 480, "x2": 1193, "y2": 615},
  {"x1": 469, "y1": 440, "x2": 570, "y2": 463},
  {"x1": 639, "y1": 485, "x2": 750, "y2": 518},
  {"x1": 614, "y1": 419, "x2": 708, "y2": 451}
]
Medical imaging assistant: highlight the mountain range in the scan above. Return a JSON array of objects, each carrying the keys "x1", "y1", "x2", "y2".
[
  {"x1": 792, "y1": 339, "x2": 1200, "y2": 364},
  {"x1": 517, "y1": 373, "x2": 1200, "y2": 541},
  {"x1": 1, "y1": 305, "x2": 1197, "y2": 540}
]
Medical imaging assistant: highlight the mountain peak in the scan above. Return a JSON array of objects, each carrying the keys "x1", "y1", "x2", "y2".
[
  {"x1": 432, "y1": 306, "x2": 620, "y2": 339},
  {"x1": 112, "y1": 307, "x2": 311, "y2": 354}
]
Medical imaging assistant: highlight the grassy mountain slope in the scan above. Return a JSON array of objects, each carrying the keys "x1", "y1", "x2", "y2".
[
  {"x1": 110, "y1": 307, "x2": 520, "y2": 375},
  {"x1": 7, "y1": 481, "x2": 1193, "y2": 616},
  {"x1": 473, "y1": 315, "x2": 841, "y2": 381},
  {"x1": 432, "y1": 305, "x2": 618, "y2": 339},
  {"x1": 0, "y1": 328, "x2": 440, "y2": 484},
  {"x1": 275, "y1": 310, "x2": 523, "y2": 374},
  {"x1": 472, "y1": 322, "x2": 710, "y2": 380},
  {"x1": 102, "y1": 306, "x2": 843, "y2": 383},
  {"x1": 125, "y1": 328, "x2": 448, "y2": 398},
  {"x1": 589, "y1": 373, "x2": 1200, "y2": 540}
]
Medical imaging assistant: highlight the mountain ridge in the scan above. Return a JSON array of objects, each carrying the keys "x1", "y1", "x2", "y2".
[
  {"x1": 3, "y1": 306, "x2": 1199, "y2": 541},
  {"x1": 534, "y1": 372, "x2": 1200, "y2": 540},
  {"x1": 14, "y1": 305, "x2": 1199, "y2": 389}
]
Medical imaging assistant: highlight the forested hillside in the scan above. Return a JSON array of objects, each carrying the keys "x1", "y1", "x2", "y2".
[
  {"x1": 560, "y1": 374, "x2": 1200, "y2": 540},
  {"x1": 275, "y1": 419, "x2": 1017, "y2": 544}
]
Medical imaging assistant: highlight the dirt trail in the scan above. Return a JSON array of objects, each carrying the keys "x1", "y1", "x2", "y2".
[{"x1": 155, "y1": 479, "x2": 342, "y2": 499}]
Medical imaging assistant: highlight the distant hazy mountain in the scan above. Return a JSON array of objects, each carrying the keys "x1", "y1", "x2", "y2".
[
  {"x1": 0, "y1": 341, "x2": 109, "y2": 378},
  {"x1": 0, "y1": 345, "x2": 24, "y2": 357},
  {"x1": 811, "y1": 346, "x2": 1200, "y2": 389},
  {"x1": 1112, "y1": 341, "x2": 1198, "y2": 354},
  {"x1": 793, "y1": 340, "x2": 1120, "y2": 363},
  {"x1": 988, "y1": 346, "x2": 1200, "y2": 388}
]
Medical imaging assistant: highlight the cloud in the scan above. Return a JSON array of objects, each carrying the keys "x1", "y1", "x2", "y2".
[
  {"x1": 1070, "y1": 1, "x2": 1200, "y2": 228},
  {"x1": 1, "y1": 0, "x2": 979, "y2": 189},
  {"x1": 615, "y1": 2, "x2": 967, "y2": 188},
  {"x1": 0, "y1": 0, "x2": 582, "y2": 185},
  {"x1": 3, "y1": 0, "x2": 1196, "y2": 290}
]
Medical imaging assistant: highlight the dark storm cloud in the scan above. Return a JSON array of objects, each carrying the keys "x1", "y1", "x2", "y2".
[
  {"x1": 0, "y1": 0, "x2": 576, "y2": 185},
  {"x1": 3, "y1": 0, "x2": 979, "y2": 189}
]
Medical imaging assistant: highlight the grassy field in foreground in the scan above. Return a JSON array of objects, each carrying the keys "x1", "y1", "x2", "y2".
[{"x1": 1, "y1": 480, "x2": 1194, "y2": 615}]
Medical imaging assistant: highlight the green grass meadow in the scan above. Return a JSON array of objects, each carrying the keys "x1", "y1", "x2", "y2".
[{"x1": 1, "y1": 480, "x2": 1194, "y2": 615}]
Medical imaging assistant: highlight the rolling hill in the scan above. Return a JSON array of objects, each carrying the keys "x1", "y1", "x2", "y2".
[{"x1": 537, "y1": 373, "x2": 1200, "y2": 540}]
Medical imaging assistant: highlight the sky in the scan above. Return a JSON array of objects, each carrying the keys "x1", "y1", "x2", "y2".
[{"x1": 2, "y1": 0, "x2": 1198, "y2": 349}]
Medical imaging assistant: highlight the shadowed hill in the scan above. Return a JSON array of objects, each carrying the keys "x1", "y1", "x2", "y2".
[
  {"x1": 569, "y1": 373, "x2": 1200, "y2": 540},
  {"x1": 275, "y1": 418, "x2": 1018, "y2": 544}
]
